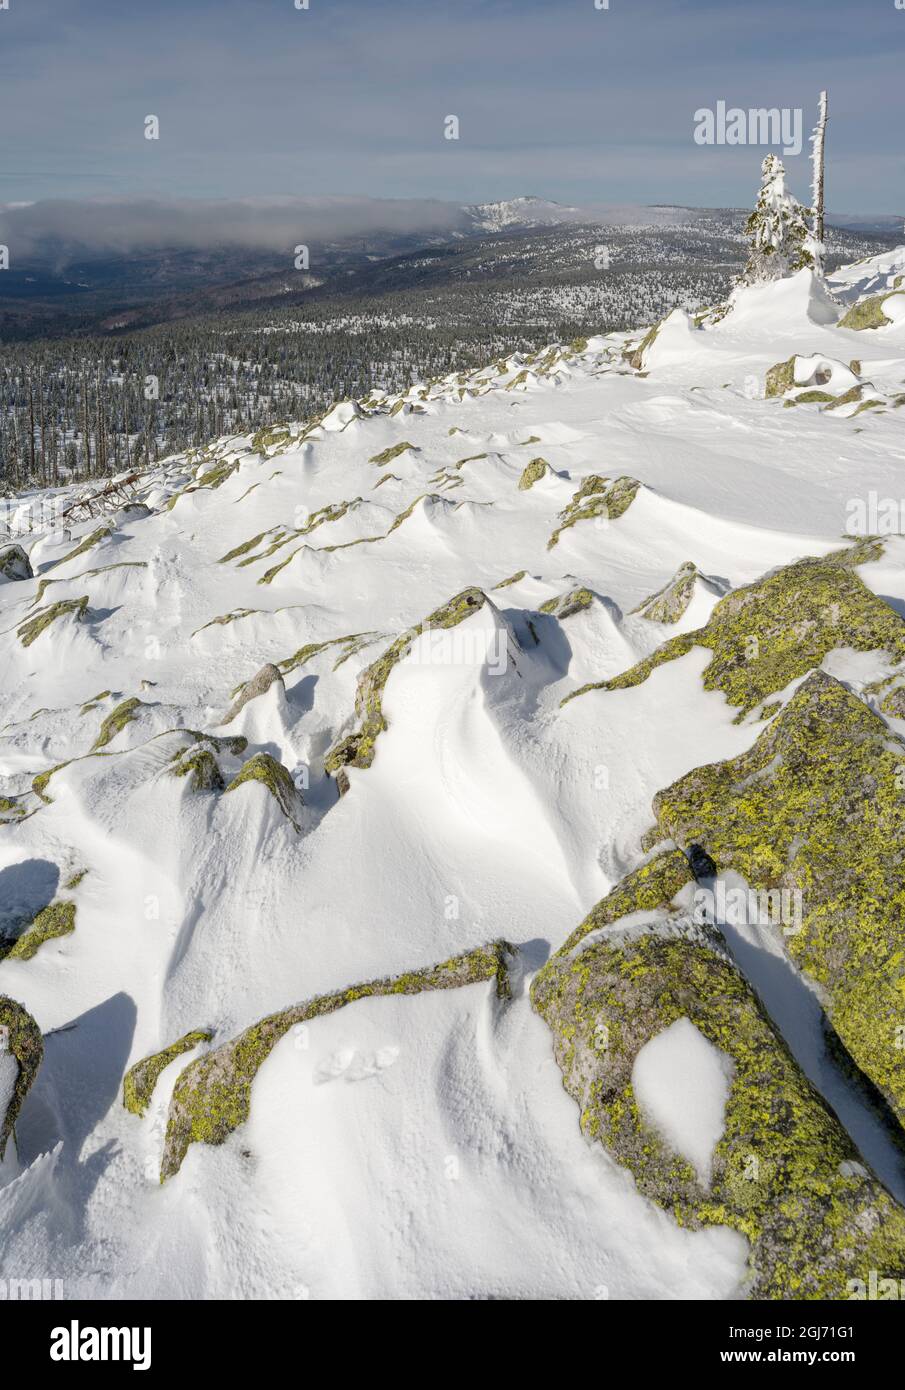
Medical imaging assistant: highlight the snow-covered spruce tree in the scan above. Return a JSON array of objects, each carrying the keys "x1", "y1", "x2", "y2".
[{"x1": 738, "y1": 155, "x2": 817, "y2": 286}]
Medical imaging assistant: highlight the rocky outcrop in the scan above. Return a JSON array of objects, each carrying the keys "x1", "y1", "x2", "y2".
[
  {"x1": 17, "y1": 596, "x2": 89, "y2": 648},
  {"x1": 123, "y1": 1030, "x2": 213, "y2": 1117},
  {"x1": 224, "y1": 752, "x2": 302, "y2": 829},
  {"x1": 0, "y1": 544, "x2": 33, "y2": 583},
  {"x1": 650, "y1": 670, "x2": 905, "y2": 1129},
  {"x1": 324, "y1": 586, "x2": 492, "y2": 780},
  {"x1": 532, "y1": 896, "x2": 905, "y2": 1299},
  {"x1": 548, "y1": 476, "x2": 640, "y2": 549},
  {"x1": 0, "y1": 997, "x2": 44, "y2": 1160},
  {"x1": 565, "y1": 553, "x2": 905, "y2": 716},
  {"x1": 632, "y1": 561, "x2": 700, "y2": 623},
  {"x1": 91, "y1": 697, "x2": 145, "y2": 751},
  {"x1": 221, "y1": 663, "x2": 285, "y2": 724},
  {"x1": 839, "y1": 292, "x2": 905, "y2": 330},
  {"x1": 5, "y1": 902, "x2": 76, "y2": 962},
  {"x1": 538, "y1": 587, "x2": 595, "y2": 621},
  {"x1": 518, "y1": 457, "x2": 549, "y2": 490},
  {"x1": 160, "y1": 941, "x2": 513, "y2": 1179}
]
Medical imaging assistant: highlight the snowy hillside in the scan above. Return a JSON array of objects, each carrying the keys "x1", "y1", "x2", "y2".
[{"x1": 2, "y1": 258, "x2": 905, "y2": 1300}]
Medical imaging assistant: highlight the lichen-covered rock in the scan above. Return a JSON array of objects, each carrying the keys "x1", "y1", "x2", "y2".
[
  {"x1": 538, "y1": 587, "x2": 595, "y2": 621},
  {"x1": 0, "y1": 543, "x2": 33, "y2": 582},
  {"x1": 17, "y1": 595, "x2": 89, "y2": 648},
  {"x1": 548, "y1": 476, "x2": 639, "y2": 549},
  {"x1": 369, "y1": 441, "x2": 416, "y2": 465},
  {"x1": 160, "y1": 940, "x2": 513, "y2": 1180},
  {"x1": 92, "y1": 697, "x2": 144, "y2": 751},
  {"x1": 493, "y1": 570, "x2": 527, "y2": 590},
  {"x1": 839, "y1": 293, "x2": 905, "y2": 331},
  {"x1": 6, "y1": 901, "x2": 76, "y2": 962},
  {"x1": 518, "y1": 457, "x2": 549, "y2": 490},
  {"x1": 651, "y1": 670, "x2": 905, "y2": 1128},
  {"x1": 166, "y1": 457, "x2": 240, "y2": 508},
  {"x1": 324, "y1": 586, "x2": 491, "y2": 778},
  {"x1": 531, "y1": 906, "x2": 905, "y2": 1299},
  {"x1": 168, "y1": 745, "x2": 224, "y2": 793},
  {"x1": 879, "y1": 684, "x2": 905, "y2": 719},
  {"x1": 0, "y1": 997, "x2": 44, "y2": 1160},
  {"x1": 123, "y1": 1030, "x2": 213, "y2": 1117},
  {"x1": 632, "y1": 561, "x2": 700, "y2": 623},
  {"x1": 557, "y1": 848, "x2": 694, "y2": 955},
  {"x1": 224, "y1": 752, "x2": 301, "y2": 829},
  {"x1": 221, "y1": 663, "x2": 284, "y2": 724},
  {"x1": 626, "y1": 321, "x2": 662, "y2": 370},
  {"x1": 251, "y1": 424, "x2": 291, "y2": 455},
  {"x1": 765, "y1": 357, "x2": 796, "y2": 397},
  {"x1": 565, "y1": 554, "x2": 905, "y2": 715},
  {"x1": 49, "y1": 525, "x2": 113, "y2": 570}
]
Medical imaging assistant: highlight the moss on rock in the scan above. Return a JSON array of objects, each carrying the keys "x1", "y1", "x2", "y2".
[
  {"x1": 160, "y1": 940, "x2": 513, "y2": 1179},
  {"x1": 555, "y1": 849, "x2": 694, "y2": 957},
  {"x1": 650, "y1": 670, "x2": 905, "y2": 1128},
  {"x1": 123, "y1": 1030, "x2": 213, "y2": 1117},
  {"x1": 531, "y1": 902, "x2": 905, "y2": 1299},
  {"x1": 0, "y1": 997, "x2": 44, "y2": 1159},
  {"x1": 169, "y1": 746, "x2": 224, "y2": 793}
]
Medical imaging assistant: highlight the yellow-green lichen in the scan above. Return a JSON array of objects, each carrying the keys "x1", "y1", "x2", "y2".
[
  {"x1": 633, "y1": 562, "x2": 699, "y2": 623},
  {"x1": 539, "y1": 587, "x2": 595, "y2": 621},
  {"x1": 92, "y1": 697, "x2": 144, "y2": 751},
  {"x1": 6, "y1": 901, "x2": 76, "y2": 962},
  {"x1": 548, "y1": 476, "x2": 639, "y2": 549},
  {"x1": 651, "y1": 669, "x2": 905, "y2": 1128},
  {"x1": 531, "y1": 904, "x2": 905, "y2": 1300},
  {"x1": 765, "y1": 357, "x2": 796, "y2": 397},
  {"x1": 518, "y1": 457, "x2": 549, "y2": 491},
  {"x1": 48, "y1": 526, "x2": 112, "y2": 571},
  {"x1": 369, "y1": 441, "x2": 416, "y2": 466},
  {"x1": 123, "y1": 1030, "x2": 213, "y2": 1117},
  {"x1": 324, "y1": 587, "x2": 490, "y2": 778},
  {"x1": 160, "y1": 940, "x2": 513, "y2": 1179},
  {"x1": 224, "y1": 753, "x2": 301, "y2": 829},
  {"x1": 493, "y1": 570, "x2": 527, "y2": 590},
  {"x1": 839, "y1": 294, "x2": 904, "y2": 331},
  {"x1": 17, "y1": 596, "x2": 89, "y2": 648},
  {"x1": 564, "y1": 554, "x2": 905, "y2": 715},
  {"x1": 0, "y1": 997, "x2": 44, "y2": 1159}
]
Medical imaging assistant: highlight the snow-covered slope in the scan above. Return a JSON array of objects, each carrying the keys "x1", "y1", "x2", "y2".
[{"x1": 2, "y1": 263, "x2": 905, "y2": 1300}]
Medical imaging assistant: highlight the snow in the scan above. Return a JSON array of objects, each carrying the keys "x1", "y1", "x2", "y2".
[
  {"x1": 631, "y1": 1018, "x2": 735, "y2": 1189},
  {"x1": 1, "y1": 261, "x2": 904, "y2": 1298}
]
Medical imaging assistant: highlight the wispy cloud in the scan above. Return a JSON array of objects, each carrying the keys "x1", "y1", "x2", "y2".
[{"x1": 0, "y1": 196, "x2": 471, "y2": 262}]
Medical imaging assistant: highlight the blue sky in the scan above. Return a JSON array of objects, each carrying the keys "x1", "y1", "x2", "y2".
[{"x1": 1, "y1": 0, "x2": 902, "y2": 213}]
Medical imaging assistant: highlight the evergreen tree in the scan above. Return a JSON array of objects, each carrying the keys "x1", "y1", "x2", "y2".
[{"x1": 739, "y1": 155, "x2": 816, "y2": 286}]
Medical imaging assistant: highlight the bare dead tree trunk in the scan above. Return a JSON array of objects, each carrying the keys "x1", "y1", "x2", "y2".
[{"x1": 811, "y1": 90, "x2": 828, "y2": 254}]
